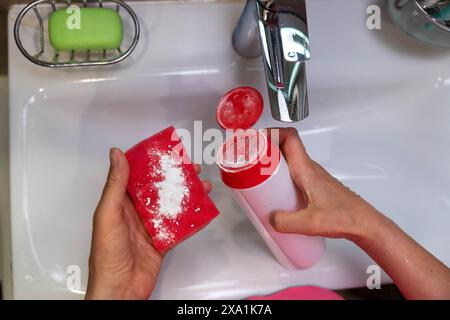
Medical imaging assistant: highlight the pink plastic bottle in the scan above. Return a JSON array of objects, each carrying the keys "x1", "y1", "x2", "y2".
[{"x1": 216, "y1": 87, "x2": 325, "y2": 269}]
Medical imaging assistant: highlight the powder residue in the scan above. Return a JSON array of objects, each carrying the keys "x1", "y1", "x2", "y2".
[
  {"x1": 149, "y1": 153, "x2": 190, "y2": 244},
  {"x1": 155, "y1": 154, "x2": 189, "y2": 219}
]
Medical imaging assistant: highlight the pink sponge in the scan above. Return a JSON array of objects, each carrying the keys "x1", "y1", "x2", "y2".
[
  {"x1": 125, "y1": 126, "x2": 219, "y2": 252},
  {"x1": 247, "y1": 286, "x2": 343, "y2": 300}
]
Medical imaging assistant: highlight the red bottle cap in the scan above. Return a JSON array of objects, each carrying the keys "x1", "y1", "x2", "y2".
[
  {"x1": 217, "y1": 129, "x2": 280, "y2": 189},
  {"x1": 216, "y1": 86, "x2": 264, "y2": 130}
]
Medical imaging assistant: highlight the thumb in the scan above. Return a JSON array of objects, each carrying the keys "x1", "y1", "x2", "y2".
[
  {"x1": 99, "y1": 148, "x2": 130, "y2": 211},
  {"x1": 270, "y1": 208, "x2": 319, "y2": 235}
]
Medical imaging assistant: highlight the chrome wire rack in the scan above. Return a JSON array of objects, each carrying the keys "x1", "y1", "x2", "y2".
[{"x1": 14, "y1": 0, "x2": 140, "y2": 68}]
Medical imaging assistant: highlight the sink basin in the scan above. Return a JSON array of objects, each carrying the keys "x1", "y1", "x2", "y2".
[{"x1": 7, "y1": 0, "x2": 450, "y2": 299}]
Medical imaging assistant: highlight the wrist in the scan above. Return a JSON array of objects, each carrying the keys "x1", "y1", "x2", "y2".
[
  {"x1": 85, "y1": 280, "x2": 117, "y2": 300},
  {"x1": 85, "y1": 282, "x2": 139, "y2": 300},
  {"x1": 351, "y1": 206, "x2": 390, "y2": 251},
  {"x1": 85, "y1": 272, "x2": 134, "y2": 300}
]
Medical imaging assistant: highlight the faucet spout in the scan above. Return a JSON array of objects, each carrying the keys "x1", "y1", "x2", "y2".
[{"x1": 232, "y1": 0, "x2": 310, "y2": 123}]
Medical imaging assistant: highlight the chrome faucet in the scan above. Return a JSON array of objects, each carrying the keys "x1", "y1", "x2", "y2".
[{"x1": 232, "y1": 0, "x2": 310, "y2": 123}]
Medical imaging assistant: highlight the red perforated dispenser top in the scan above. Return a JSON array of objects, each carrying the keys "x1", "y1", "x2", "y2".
[
  {"x1": 216, "y1": 87, "x2": 264, "y2": 130},
  {"x1": 217, "y1": 129, "x2": 280, "y2": 189}
]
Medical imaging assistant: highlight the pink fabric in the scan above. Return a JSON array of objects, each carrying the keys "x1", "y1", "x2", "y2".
[{"x1": 248, "y1": 286, "x2": 344, "y2": 300}]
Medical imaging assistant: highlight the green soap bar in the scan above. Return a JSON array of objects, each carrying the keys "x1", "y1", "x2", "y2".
[{"x1": 49, "y1": 7, "x2": 123, "y2": 51}]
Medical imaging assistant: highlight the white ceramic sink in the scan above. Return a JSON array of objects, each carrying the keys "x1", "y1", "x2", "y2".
[{"x1": 7, "y1": 0, "x2": 450, "y2": 299}]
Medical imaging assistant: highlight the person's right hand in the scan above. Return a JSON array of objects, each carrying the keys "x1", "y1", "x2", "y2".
[
  {"x1": 270, "y1": 128, "x2": 384, "y2": 249},
  {"x1": 270, "y1": 128, "x2": 450, "y2": 300}
]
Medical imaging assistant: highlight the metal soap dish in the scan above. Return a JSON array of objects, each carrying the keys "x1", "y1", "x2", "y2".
[
  {"x1": 388, "y1": 0, "x2": 450, "y2": 48},
  {"x1": 14, "y1": 0, "x2": 140, "y2": 67}
]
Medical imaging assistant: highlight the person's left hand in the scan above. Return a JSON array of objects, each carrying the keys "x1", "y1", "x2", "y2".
[{"x1": 85, "y1": 148, "x2": 212, "y2": 300}]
